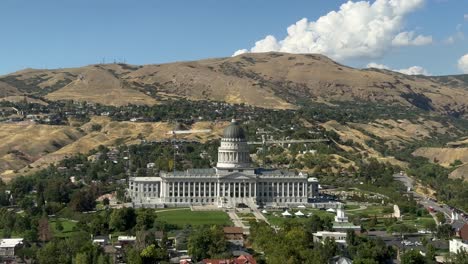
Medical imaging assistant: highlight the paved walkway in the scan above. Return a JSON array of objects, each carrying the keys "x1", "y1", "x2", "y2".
[
  {"x1": 227, "y1": 210, "x2": 250, "y2": 234},
  {"x1": 252, "y1": 209, "x2": 270, "y2": 225},
  {"x1": 154, "y1": 208, "x2": 190, "y2": 213}
]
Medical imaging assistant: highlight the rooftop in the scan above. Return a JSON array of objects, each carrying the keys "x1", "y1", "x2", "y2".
[{"x1": 0, "y1": 238, "x2": 23, "y2": 248}]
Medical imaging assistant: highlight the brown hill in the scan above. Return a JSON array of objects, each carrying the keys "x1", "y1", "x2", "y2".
[{"x1": 0, "y1": 53, "x2": 467, "y2": 116}]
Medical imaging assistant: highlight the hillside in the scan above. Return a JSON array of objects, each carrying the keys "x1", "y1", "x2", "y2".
[
  {"x1": 0, "y1": 117, "x2": 229, "y2": 181},
  {"x1": 1, "y1": 52, "x2": 467, "y2": 117}
]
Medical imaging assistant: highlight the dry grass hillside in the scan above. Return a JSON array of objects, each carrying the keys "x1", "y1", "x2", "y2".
[
  {"x1": 0, "y1": 117, "x2": 229, "y2": 181},
  {"x1": 1, "y1": 52, "x2": 467, "y2": 116},
  {"x1": 412, "y1": 147, "x2": 468, "y2": 181}
]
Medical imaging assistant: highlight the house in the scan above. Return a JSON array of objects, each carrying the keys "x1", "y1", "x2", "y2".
[
  {"x1": 223, "y1": 227, "x2": 244, "y2": 246},
  {"x1": 313, "y1": 231, "x2": 347, "y2": 244},
  {"x1": 92, "y1": 235, "x2": 110, "y2": 246},
  {"x1": 457, "y1": 224, "x2": 468, "y2": 241},
  {"x1": 202, "y1": 255, "x2": 256, "y2": 264},
  {"x1": 0, "y1": 238, "x2": 24, "y2": 261},
  {"x1": 329, "y1": 256, "x2": 353, "y2": 264},
  {"x1": 117, "y1": 236, "x2": 136, "y2": 246},
  {"x1": 449, "y1": 239, "x2": 468, "y2": 254}
]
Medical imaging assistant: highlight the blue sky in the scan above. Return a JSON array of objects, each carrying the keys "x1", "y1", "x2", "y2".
[{"x1": 0, "y1": 0, "x2": 466, "y2": 75}]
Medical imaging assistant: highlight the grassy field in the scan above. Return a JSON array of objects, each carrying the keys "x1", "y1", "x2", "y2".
[
  {"x1": 156, "y1": 208, "x2": 231, "y2": 228},
  {"x1": 49, "y1": 218, "x2": 79, "y2": 238}
]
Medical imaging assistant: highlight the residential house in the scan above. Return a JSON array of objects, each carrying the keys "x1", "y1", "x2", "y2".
[
  {"x1": 202, "y1": 255, "x2": 256, "y2": 264},
  {"x1": 223, "y1": 227, "x2": 244, "y2": 246},
  {"x1": 0, "y1": 238, "x2": 24, "y2": 262}
]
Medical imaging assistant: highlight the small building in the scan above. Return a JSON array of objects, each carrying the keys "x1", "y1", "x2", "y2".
[
  {"x1": 449, "y1": 239, "x2": 468, "y2": 254},
  {"x1": 0, "y1": 238, "x2": 23, "y2": 260},
  {"x1": 92, "y1": 235, "x2": 110, "y2": 246},
  {"x1": 457, "y1": 224, "x2": 468, "y2": 241},
  {"x1": 332, "y1": 222, "x2": 361, "y2": 233},
  {"x1": 223, "y1": 227, "x2": 244, "y2": 246},
  {"x1": 117, "y1": 236, "x2": 136, "y2": 246},
  {"x1": 313, "y1": 231, "x2": 347, "y2": 244},
  {"x1": 329, "y1": 256, "x2": 353, "y2": 264},
  {"x1": 202, "y1": 254, "x2": 256, "y2": 264}
]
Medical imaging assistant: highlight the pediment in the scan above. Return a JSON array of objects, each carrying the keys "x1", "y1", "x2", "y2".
[{"x1": 219, "y1": 172, "x2": 256, "y2": 181}]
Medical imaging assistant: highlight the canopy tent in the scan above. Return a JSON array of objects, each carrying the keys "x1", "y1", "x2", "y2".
[
  {"x1": 261, "y1": 210, "x2": 268, "y2": 214},
  {"x1": 294, "y1": 211, "x2": 305, "y2": 217},
  {"x1": 297, "y1": 205, "x2": 306, "y2": 209},
  {"x1": 326, "y1": 208, "x2": 336, "y2": 213},
  {"x1": 281, "y1": 210, "x2": 292, "y2": 217}
]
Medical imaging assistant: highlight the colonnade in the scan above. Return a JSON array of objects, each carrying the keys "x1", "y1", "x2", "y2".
[{"x1": 161, "y1": 180, "x2": 308, "y2": 200}]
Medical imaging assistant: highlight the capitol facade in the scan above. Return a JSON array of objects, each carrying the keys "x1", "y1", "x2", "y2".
[{"x1": 128, "y1": 120, "x2": 319, "y2": 208}]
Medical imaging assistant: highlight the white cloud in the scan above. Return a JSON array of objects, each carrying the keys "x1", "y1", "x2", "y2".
[
  {"x1": 397, "y1": 66, "x2": 430, "y2": 75},
  {"x1": 464, "y1": 14, "x2": 468, "y2": 21},
  {"x1": 392, "y1": 31, "x2": 432, "y2": 46},
  {"x1": 234, "y1": 0, "x2": 431, "y2": 61},
  {"x1": 366, "y1": 62, "x2": 390, "y2": 70},
  {"x1": 233, "y1": 49, "x2": 248, "y2": 56},
  {"x1": 367, "y1": 62, "x2": 430, "y2": 75},
  {"x1": 458, "y1": 54, "x2": 468, "y2": 74}
]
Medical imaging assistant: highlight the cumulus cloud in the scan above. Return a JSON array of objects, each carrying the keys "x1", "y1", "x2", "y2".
[
  {"x1": 367, "y1": 62, "x2": 430, "y2": 75},
  {"x1": 392, "y1": 31, "x2": 432, "y2": 46},
  {"x1": 458, "y1": 54, "x2": 468, "y2": 74},
  {"x1": 233, "y1": 0, "x2": 432, "y2": 61}
]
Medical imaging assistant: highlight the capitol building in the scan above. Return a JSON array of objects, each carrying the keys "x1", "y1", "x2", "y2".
[{"x1": 128, "y1": 120, "x2": 319, "y2": 208}]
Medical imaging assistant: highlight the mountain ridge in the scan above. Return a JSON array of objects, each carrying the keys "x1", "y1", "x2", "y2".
[{"x1": 0, "y1": 52, "x2": 467, "y2": 117}]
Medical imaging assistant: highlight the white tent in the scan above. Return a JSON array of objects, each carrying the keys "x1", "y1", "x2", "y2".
[
  {"x1": 326, "y1": 208, "x2": 336, "y2": 213},
  {"x1": 297, "y1": 205, "x2": 306, "y2": 209},
  {"x1": 261, "y1": 210, "x2": 268, "y2": 214},
  {"x1": 281, "y1": 210, "x2": 292, "y2": 217},
  {"x1": 295, "y1": 211, "x2": 305, "y2": 217}
]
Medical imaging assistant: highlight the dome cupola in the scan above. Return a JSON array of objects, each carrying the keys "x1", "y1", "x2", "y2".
[{"x1": 223, "y1": 119, "x2": 246, "y2": 139}]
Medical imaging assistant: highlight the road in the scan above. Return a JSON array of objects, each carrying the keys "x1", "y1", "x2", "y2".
[{"x1": 393, "y1": 173, "x2": 466, "y2": 224}]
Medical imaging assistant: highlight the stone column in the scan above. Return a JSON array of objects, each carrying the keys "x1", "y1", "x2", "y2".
[{"x1": 276, "y1": 182, "x2": 279, "y2": 199}]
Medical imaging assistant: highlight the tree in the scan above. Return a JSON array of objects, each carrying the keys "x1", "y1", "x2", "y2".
[
  {"x1": 140, "y1": 244, "x2": 168, "y2": 264},
  {"x1": 436, "y1": 224, "x2": 454, "y2": 239},
  {"x1": 69, "y1": 189, "x2": 96, "y2": 212},
  {"x1": 37, "y1": 240, "x2": 71, "y2": 264},
  {"x1": 136, "y1": 209, "x2": 156, "y2": 231},
  {"x1": 435, "y1": 212, "x2": 445, "y2": 224},
  {"x1": 449, "y1": 248, "x2": 468, "y2": 263},
  {"x1": 188, "y1": 225, "x2": 227, "y2": 261},
  {"x1": 125, "y1": 247, "x2": 142, "y2": 264},
  {"x1": 55, "y1": 219, "x2": 64, "y2": 232},
  {"x1": 426, "y1": 244, "x2": 436, "y2": 262},
  {"x1": 38, "y1": 216, "x2": 53, "y2": 242},
  {"x1": 400, "y1": 249, "x2": 426, "y2": 264},
  {"x1": 109, "y1": 208, "x2": 136, "y2": 231}
]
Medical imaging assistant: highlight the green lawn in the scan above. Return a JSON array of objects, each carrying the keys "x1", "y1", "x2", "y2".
[
  {"x1": 156, "y1": 209, "x2": 231, "y2": 228},
  {"x1": 49, "y1": 218, "x2": 79, "y2": 238},
  {"x1": 344, "y1": 204, "x2": 360, "y2": 210}
]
